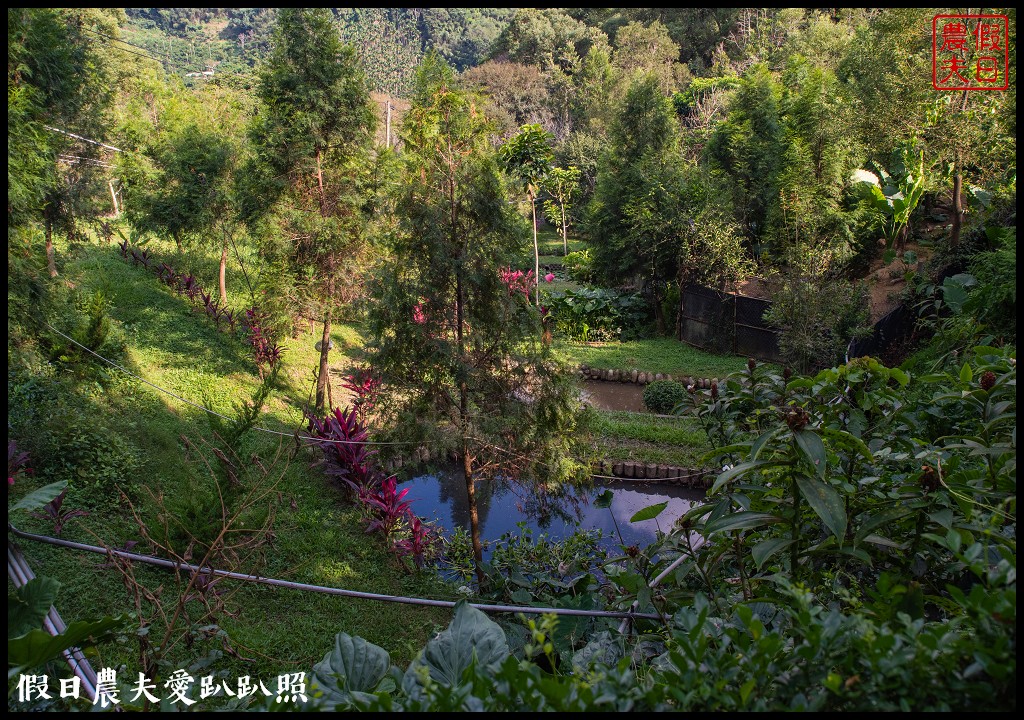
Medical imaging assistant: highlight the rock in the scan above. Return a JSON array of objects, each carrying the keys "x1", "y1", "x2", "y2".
[
  {"x1": 655, "y1": 373, "x2": 664, "y2": 382},
  {"x1": 638, "y1": 372, "x2": 648, "y2": 384},
  {"x1": 657, "y1": 464, "x2": 667, "y2": 479},
  {"x1": 613, "y1": 462, "x2": 624, "y2": 477},
  {"x1": 644, "y1": 463, "x2": 657, "y2": 479},
  {"x1": 606, "y1": 369, "x2": 615, "y2": 381},
  {"x1": 624, "y1": 462, "x2": 635, "y2": 478},
  {"x1": 630, "y1": 369, "x2": 638, "y2": 383}
]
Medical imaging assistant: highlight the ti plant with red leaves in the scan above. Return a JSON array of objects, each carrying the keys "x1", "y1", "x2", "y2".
[
  {"x1": 359, "y1": 475, "x2": 412, "y2": 540},
  {"x1": 392, "y1": 515, "x2": 439, "y2": 569},
  {"x1": 307, "y1": 406, "x2": 378, "y2": 496},
  {"x1": 30, "y1": 489, "x2": 89, "y2": 535},
  {"x1": 341, "y1": 368, "x2": 382, "y2": 421},
  {"x1": 8, "y1": 439, "x2": 32, "y2": 488},
  {"x1": 306, "y1": 402, "x2": 440, "y2": 570}
]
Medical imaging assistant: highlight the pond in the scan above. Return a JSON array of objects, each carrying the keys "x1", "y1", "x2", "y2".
[
  {"x1": 581, "y1": 379, "x2": 647, "y2": 413},
  {"x1": 401, "y1": 470, "x2": 705, "y2": 552}
]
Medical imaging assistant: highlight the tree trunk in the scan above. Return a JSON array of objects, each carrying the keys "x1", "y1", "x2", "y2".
[
  {"x1": 219, "y1": 234, "x2": 229, "y2": 306},
  {"x1": 174, "y1": 232, "x2": 183, "y2": 254},
  {"x1": 653, "y1": 285, "x2": 667, "y2": 336},
  {"x1": 532, "y1": 197, "x2": 540, "y2": 306},
  {"x1": 108, "y1": 179, "x2": 120, "y2": 216},
  {"x1": 463, "y1": 437, "x2": 485, "y2": 587},
  {"x1": 675, "y1": 268, "x2": 689, "y2": 341},
  {"x1": 456, "y1": 265, "x2": 485, "y2": 586},
  {"x1": 315, "y1": 308, "x2": 332, "y2": 413},
  {"x1": 561, "y1": 203, "x2": 567, "y2": 256},
  {"x1": 950, "y1": 168, "x2": 964, "y2": 248},
  {"x1": 45, "y1": 215, "x2": 57, "y2": 278}
]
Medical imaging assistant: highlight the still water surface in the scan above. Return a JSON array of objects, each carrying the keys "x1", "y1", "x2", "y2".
[{"x1": 402, "y1": 470, "x2": 704, "y2": 551}]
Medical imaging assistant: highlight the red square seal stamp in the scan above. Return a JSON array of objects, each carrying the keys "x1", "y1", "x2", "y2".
[{"x1": 933, "y1": 14, "x2": 1009, "y2": 90}]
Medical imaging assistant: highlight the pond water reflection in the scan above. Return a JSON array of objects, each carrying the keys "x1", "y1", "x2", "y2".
[
  {"x1": 581, "y1": 380, "x2": 648, "y2": 412},
  {"x1": 401, "y1": 470, "x2": 705, "y2": 551}
]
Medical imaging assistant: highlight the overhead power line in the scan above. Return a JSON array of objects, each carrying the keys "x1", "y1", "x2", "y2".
[
  {"x1": 80, "y1": 26, "x2": 205, "y2": 75},
  {"x1": 44, "y1": 125, "x2": 122, "y2": 153}
]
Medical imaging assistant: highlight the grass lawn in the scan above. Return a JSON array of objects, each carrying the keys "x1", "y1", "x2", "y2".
[
  {"x1": 591, "y1": 411, "x2": 713, "y2": 469},
  {"x1": 553, "y1": 337, "x2": 756, "y2": 379},
  {"x1": 9, "y1": 235, "x2": 453, "y2": 684}
]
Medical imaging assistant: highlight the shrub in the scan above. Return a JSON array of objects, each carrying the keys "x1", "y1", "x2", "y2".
[
  {"x1": 643, "y1": 379, "x2": 687, "y2": 414},
  {"x1": 563, "y1": 249, "x2": 595, "y2": 284},
  {"x1": 765, "y1": 276, "x2": 870, "y2": 373},
  {"x1": 544, "y1": 286, "x2": 647, "y2": 342}
]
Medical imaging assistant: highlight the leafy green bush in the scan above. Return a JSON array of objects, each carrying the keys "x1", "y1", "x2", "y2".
[
  {"x1": 642, "y1": 379, "x2": 687, "y2": 414},
  {"x1": 544, "y1": 286, "x2": 647, "y2": 342},
  {"x1": 562, "y1": 249, "x2": 595, "y2": 284},
  {"x1": 49, "y1": 420, "x2": 141, "y2": 495},
  {"x1": 964, "y1": 227, "x2": 1016, "y2": 340},
  {"x1": 765, "y1": 276, "x2": 870, "y2": 373}
]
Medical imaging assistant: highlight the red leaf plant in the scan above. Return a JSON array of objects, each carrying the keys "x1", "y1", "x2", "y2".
[
  {"x1": 359, "y1": 475, "x2": 412, "y2": 540},
  {"x1": 30, "y1": 489, "x2": 89, "y2": 536},
  {"x1": 392, "y1": 515, "x2": 439, "y2": 569},
  {"x1": 306, "y1": 406, "x2": 378, "y2": 496}
]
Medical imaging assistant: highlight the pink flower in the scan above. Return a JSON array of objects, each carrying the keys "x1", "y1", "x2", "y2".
[
  {"x1": 412, "y1": 303, "x2": 426, "y2": 324},
  {"x1": 544, "y1": 273, "x2": 555, "y2": 283},
  {"x1": 499, "y1": 268, "x2": 536, "y2": 297}
]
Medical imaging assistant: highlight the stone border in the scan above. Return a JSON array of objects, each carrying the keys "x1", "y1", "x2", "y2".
[
  {"x1": 593, "y1": 460, "x2": 712, "y2": 489},
  {"x1": 579, "y1": 365, "x2": 722, "y2": 390},
  {"x1": 381, "y1": 449, "x2": 712, "y2": 490}
]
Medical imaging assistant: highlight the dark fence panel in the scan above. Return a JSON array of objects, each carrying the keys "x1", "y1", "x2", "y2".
[
  {"x1": 847, "y1": 303, "x2": 916, "y2": 360},
  {"x1": 681, "y1": 277, "x2": 939, "y2": 366},
  {"x1": 680, "y1": 285, "x2": 735, "y2": 355},
  {"x1": 680, "y1": 284, "x2": 782, "y2": 362}
]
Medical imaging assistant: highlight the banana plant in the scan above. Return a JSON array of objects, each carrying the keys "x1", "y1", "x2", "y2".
[{"x1": 851, "y1": 145, "x2": 926, "y2": 259}]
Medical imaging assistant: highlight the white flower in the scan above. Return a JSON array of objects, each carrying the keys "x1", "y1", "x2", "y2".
[{"x1": 457, "y1": 585, "x2": 473, "y2": 596}]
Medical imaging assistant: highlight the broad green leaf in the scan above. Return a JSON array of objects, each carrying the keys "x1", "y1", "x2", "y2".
[
  {"x1": 10, "y1": 480, "x2": 68, "y2": 513},
  {"x1": 860, "y1": 533, "x2": 903, "y2": 549},
  {"x1": 630, "y1": 501, "x2": 668, "y2": 523},
  {"x1": 403, "y1": 601, "x2": 508, "y2": 697},
  {"x1": 959, "y1": 362, "x2": 973, "y2": 383},
  {"x1": 8, "y1": 615, "x2": 124, "y2": 669},
  {"x1": 850, "y1": 168, "x2": 879, "y2": 186},
  {"x1": 311, "y1": 632, "x2": 391, "y2": 705},
  {"x1": 854, "y1": 506, "x2": 913, "y2": 543},
  {"x1": 928, "y1": 509, "x2": 954, "y2": 530},
  {"x1": 572, "y1": 631, "x2": 623, "y2": 671},
  {"x1": 704, "y1": 511, "x2": 783, "y2": 535},
  {"x1": 751, "y1": 538, "x2": 795, "y2": 570},
  {"x1": 8, "y1": 577, "x2": 60, "y2": 639},
  {"x1": 594, "y1": 490, "x2": 614, "y2": 509},
  {"x1": 818, "y1": 427, "x2": 872, "y2": 463},
  {"x1": 750, "y1": 428, "x2": 782, "y2": 461},
  {"x1": 794, "y1": 430, "x2": 827, "y2": 477},
  {"x1": 888, "y1": 367, "x2": 910, "y2": 386},
  {"x1": 710, "y1": 460, "x2": 777, "y2": 494},
  {"x1": 795, "y1": 476, "x2": 847, "y2": 541}
]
